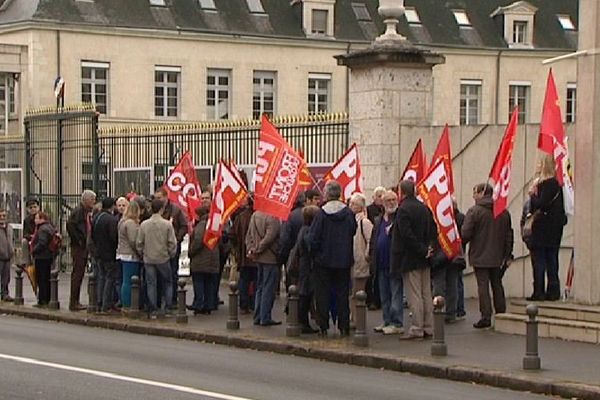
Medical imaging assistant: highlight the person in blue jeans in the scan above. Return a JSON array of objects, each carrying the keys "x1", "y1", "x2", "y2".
[
  {"x1": 369, "y1": 190, "x2": 403, "y2": 335},
  {"x1": 245, "y1": 210, "x2": 281, "y2": 326},
  {"x1": 136, "y1": 198, "x2": 177, "y2": 317},
  {"x1": 116, "y1": 200, "x2": 142, "y2": 308}
]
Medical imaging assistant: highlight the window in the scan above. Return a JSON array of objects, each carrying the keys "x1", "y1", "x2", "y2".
[
  {"x1": 509, "y1": 84, "x2": 530, "y2": 124},
  {"x1": 311, "y1": 9, "x2": 328, "y2": 35},
  {"x1": 81, "y1": 159, "x2": 109, "y2": 198},
  {"x1": 81, "y1": 61, "x2": 109, "y2": 114},
  {"x1": 460, "y1": 80, "x2": 481, "y2": 125},
  {"x1": 566, "y1": 84, "x2": 576, "y2": 123},
  {"x1": 207, "y1": 69, "x2": 231, "y2": 120},
  {"x1": 404, "y1": 7, "x2": 420, "y2": 24},
  {"x1": 246, "y1": 0, "x2": 264, "y2": 14},
  {"x1": 149, "y1": 0, "x2": 166, "y2": 6},
  {"x1": 253, "y1": 71, "x2": 276, "y2": 120},
  {"x1": 0, "y1": 74, "x2": 16, "y2": 134},
  {"x1": 199, "y1": 0, "x2": 216, "y2": 10},
  {"x1": 558, "y1": 15, "x2": 575, "y2": 31},
  {"x1": 513, "y1": 21, "x2": 528, "y2": 44},
  {"x1": 308, "y1": 73, "x2": 330, "y2": 114},
  {"x1": 351, "y1": 3, "x2": 371, "y2": 21},
  {"x1": 453, "y1": 10, "x2": 471, "y2": 26},
  {"x1": 154, "y1": 67, "x2": 180, "y2": 118}
]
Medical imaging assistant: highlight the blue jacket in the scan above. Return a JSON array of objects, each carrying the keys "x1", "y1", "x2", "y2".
[{"x1": 308, "y1": 200, "x2": 357, "y2": 269}]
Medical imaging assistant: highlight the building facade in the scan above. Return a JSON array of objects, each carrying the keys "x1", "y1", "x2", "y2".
[{"x1": 0, "y1": 0, "x2": 578, "y2": 135}]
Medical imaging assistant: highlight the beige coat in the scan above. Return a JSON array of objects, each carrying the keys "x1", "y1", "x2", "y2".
[
  {"x1": 352, "y1": 213, "x2": 373, "y2": 279},
  {"x1": 136, "y1": 214, "x2": 177, "y2": 264}
]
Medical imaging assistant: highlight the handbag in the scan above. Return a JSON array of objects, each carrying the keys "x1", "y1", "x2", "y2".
[{"x1": 522, "y1": 189, "x2": 560, "y2": 242}]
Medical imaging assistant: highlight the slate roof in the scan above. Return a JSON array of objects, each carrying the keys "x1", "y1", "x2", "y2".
[{"x1": 0, "y1": 0, "x2": 578, "y2": 50}]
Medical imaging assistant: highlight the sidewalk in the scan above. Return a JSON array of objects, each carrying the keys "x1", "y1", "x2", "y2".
[{"x1": 1, "y1": 273, "x2": 599, "y2": 400}]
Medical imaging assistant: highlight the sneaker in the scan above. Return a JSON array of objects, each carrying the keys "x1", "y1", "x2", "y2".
[
  {"x1": 473, "y1": 319, "x2": 492, "y2": 329},
  {"x1": 382, "y1": 325, "x2": 404, "y2": 335},
  {"x1": 1, "y1": 295, "x2": 14, "y2": 302},
  {"x1": 455, "y1": 313, "x2": 466, "y2": 321},
  {"x1": 373, "y1": 324, "x2": 386, "y2": 333}
]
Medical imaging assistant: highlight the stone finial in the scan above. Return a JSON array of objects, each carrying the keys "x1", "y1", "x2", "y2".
[{"x1": 376, "y1": 0, "x2": 406, "y2": 42}]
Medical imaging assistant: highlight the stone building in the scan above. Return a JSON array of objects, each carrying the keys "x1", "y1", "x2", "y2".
[{"x1": 0, "y1": 0, "x2": 579, "y2": 135}]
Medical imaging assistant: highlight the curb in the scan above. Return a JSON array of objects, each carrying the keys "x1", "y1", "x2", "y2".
[{"x1": 1, "y1": 305, "x2": 599, "y2": 400}]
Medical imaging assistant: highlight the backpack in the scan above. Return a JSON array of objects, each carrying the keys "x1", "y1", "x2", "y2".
[{"x1": 48, "y1": 231, "x2": 62, "y2": 254}]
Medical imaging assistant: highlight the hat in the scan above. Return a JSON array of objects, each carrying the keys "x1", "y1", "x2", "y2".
[{"x1": 26, "y1": 197, "x2": 40, "y2": 207}]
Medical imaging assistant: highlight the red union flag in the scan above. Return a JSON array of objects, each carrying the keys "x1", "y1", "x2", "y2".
[
  {"x1": 254, "y1": 115, "x2": 306, "y2": 221},
  {"x1": 163, "y1": 151, "x2": 202, "y2": 223},
  {"x1": 401, "y1": 139, "x2": 428, "y2": 183},
  {"x1": 323, "y1": 143, "x2": 363, "y2": 201},
  {"x1": 204, "y1": 161, "x2": 248, "y2": 250},
  {"x1": 417, "y1": 159, "x2": 462, "y2": 259},
  {"x1": 429, "y1": 125, "x2": 454, "y2": 194},
  {"x1": 538, "y1": 69, "x2": 567, "y2": 185},
  {"x1": 489, "y1": 107, "x2": 519, "y2": 218}
]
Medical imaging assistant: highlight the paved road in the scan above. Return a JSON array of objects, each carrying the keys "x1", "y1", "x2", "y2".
[{"x1": 0, "y1": 315, "x2": 552, "y2": 400}]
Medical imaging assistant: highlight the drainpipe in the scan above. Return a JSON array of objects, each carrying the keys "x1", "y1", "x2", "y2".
[
  {"x1": 345, "y1": 42, "x2": 351, "y2": 112},
  {"x1": 495, "y1": 49, "x2": 503, "y2": 124}
]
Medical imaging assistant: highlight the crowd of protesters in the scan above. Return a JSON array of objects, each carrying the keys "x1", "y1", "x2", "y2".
[{"x1": 0, "y1": 155, "x2": 568, "y2": 337}]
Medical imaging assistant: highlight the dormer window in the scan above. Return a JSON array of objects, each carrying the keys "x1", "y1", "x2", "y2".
[
  {"x1": 149, "y1": 0, "x2": 166, "y2": 6},
  {"x1": 404, "y1": 7, "x2": 421, "y2": 25},
  {"x1": 513, "y1": 20, "x2": 528, "y2": 44},
  {"x1": 558, "y1": 15, "x2": 575, "y2": 30},
  {"x1": 490, "y1": 1, "x2": 537, "y2": 48},
  {"x1": 246, "y1": 0, "x2": 265, "y2": 14},
  {"x1": 199, "y1": 0, "x2": 216, "y2": 10},
  {"x1": 311, "y1": 9, "x2": 328, "y2": 35},
  {"x1": 351, "y1": 3, "x2": 371, "y2": 22},
  {"x1": 452, "y1": 10, "x2": 471, "y2": 27}
]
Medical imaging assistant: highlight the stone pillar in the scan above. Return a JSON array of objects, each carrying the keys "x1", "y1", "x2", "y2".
[
  {"x1": 574, "y1": 0, "x2": 600, "y2": 305},
  {"x1": 335, "y1": 37, "x2": 444, "y2": 193}
]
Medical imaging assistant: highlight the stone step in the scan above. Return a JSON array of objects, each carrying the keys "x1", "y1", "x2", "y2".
[
  {"x1": 494, "y1": 313, "x2": 600, "y2": 344},
  {"x1": 506, "y1": 299, "x2": 600, "y2": 324}
]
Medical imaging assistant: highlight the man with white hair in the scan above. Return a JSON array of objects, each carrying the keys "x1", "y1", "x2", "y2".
[
  {"x1": 308, "y1": 181, "x2": 357, "y2": 337},
  {"x1": 66, "y1": 189, "x2": 96, "y2": 311},
  {"x1": 366, "y1": 186, "x2": 386, "y2": 224}
]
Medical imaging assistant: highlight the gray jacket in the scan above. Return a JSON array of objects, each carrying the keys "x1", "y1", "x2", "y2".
[
  {"x1": 245, "y1": 211, "x2": 281, "y2": 265},
  {"x1": 0, "y1": 224, "x2": 13, "y2": 261},
  {"x1": 136, "y1": 214, "x2": 177, "y2": 264},
  {"x1": 117, "y1": 218, "x2": 141, "y2": 261}
]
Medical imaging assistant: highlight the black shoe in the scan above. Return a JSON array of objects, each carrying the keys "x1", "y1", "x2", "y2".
[
  {"x1": 473, "y1": 319, "x2": 492, "y2": 329},
  {"x1": 260, "y1": 320, "x2": 282, "y2": 326},
  {"x1": 318, "y1": 329, "x2": 328, "y2": 337},
  {"x1": 339, "y1": 328, "x2": 350, "y2": 337},
  {"x1": 526, "y1": 294, "x2": 545, "y2": 301},
  {"x1": 301, "y1": 326, "x2": 319, "y2": 334}
]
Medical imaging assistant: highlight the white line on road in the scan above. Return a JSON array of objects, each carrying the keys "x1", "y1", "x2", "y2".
[{"x1": 0, "y1": 352, "x2": 257, "y2": 400}]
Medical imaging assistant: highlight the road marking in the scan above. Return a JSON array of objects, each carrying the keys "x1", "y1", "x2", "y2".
[{"x1": 0, "y1": 353, "x2": 256, "y2": 400}]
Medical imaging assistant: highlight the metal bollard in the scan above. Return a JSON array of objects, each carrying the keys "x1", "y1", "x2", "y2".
[
  {"x1": 353, "y1": 290, "x2": 368, "y2": 347},
  {"x1": 48, "y1": 270, "x2": 60, "y2": 310},
  {"x1": 129, "y1": 275, "x2": 140, "y2": 317},
  {"x1": 87, "y1": 273, "x2": 97, "y2": 313},
  {"x1": 14, "y1": 268, "x2": 24, "y2": 306},
  {"x1": 176, "y1": 278, "x2": 188, "y2": 324},
  {"x1": 286, "y1": 285, "x2": 301, "y2": 337},
  {"x1": 227, "y1": 281, "x2": 240, "y2": 330},
  {"x1": 523, "y1": 304, "x2": 541, "y2": 370},
  {"x1": 431, "y1": 296, "x2": 448, "y2": 356}
]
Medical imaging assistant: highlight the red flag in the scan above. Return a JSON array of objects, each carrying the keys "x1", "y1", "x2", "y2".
[
  {"x1": 539, "y1": 69, "x2": 567, "y2": 186},
  {"x1": 429, "y1": 125, "x2": 455, "y2": 194},
  {"x1": 417, "y1": 159, "x2": 462, "y2": 259},
  {"x1": 254, "y1": 115, "x2": 306, "y2": 221},
  {"x1": 489, "y1": 107, "x2": 519, "y2": 218},
  {"x1": 401, "y1": 139, "x2": 428, "y2": 183},
  {"x1": 297, "y1": 149, "x2": 316, "y2": 189},
  {"x1": 323, "y1": 143, "x2": 363, "y2": 201},
  {"x1": 163, "y1": 151, "x2": 202, "y2": 223},
  {"x1": 204, "y1": 161, "x2": 248, "y2": 250}
]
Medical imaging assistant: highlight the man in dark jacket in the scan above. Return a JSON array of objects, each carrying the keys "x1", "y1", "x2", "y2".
[
  {"x1": 391, "y1": 180, "x2": 437, "y2": 340},
  {"x1": 154, "y1": 187, "x2": 188, "y2": 306},
  {"x1": 366, "y1": 186, "x2": 386, "y2": 224},
  {"x1": 231, "y1": 194, "x2": 256, "y2": 313},
  {"x1": 23, "y1": 198, "x2": 40, "y2": 242},
  {"x1": 308, "y1": 181, "x2": 357, "y2": 336},
  {"x1": 66, "y1": 189, "x2": 96, "y2": 311},
  {"x1": 91, "y1": 198, "x2": 119, "y2": 313},
  {"x1": 0, "y1": 209, "x2": 14, "y2": 302},
  {"x1": 279, "y1": 191, "x2": 306, "y2": 288},
  {"x1": 462, "y1": 183, "x2": 513, "y2": 329}
]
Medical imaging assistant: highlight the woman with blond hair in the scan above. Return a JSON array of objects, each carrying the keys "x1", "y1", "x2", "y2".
[
  {"x1": 117, "y1": 200, "x2": 142, "y2": 308},
  {"x1": 529, "y1": 154, "x2": 567, "y2": 301},
  {"x1": 349, "y1": 193, "x2": 373, "y2": 326}
]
